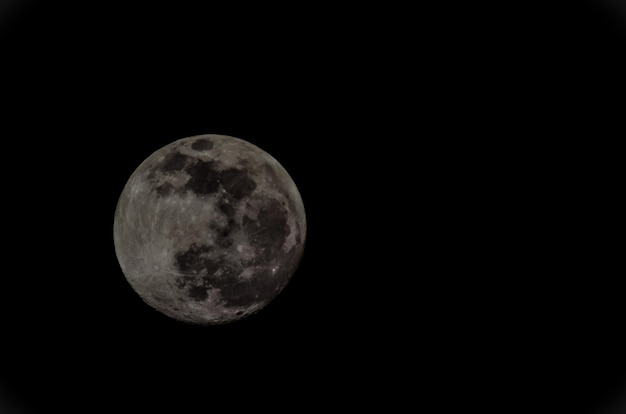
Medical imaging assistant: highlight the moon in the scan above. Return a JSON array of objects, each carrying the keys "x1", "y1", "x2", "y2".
[{"x1": 113, "y1": 134, "x2": 306, "y2": 325}]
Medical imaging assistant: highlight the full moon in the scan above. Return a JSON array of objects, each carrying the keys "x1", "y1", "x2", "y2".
[{"x1": 113, "y1": 134, "x2": 306, "y2": 325}]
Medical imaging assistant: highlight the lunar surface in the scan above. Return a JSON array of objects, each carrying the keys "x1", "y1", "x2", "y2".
[{"x1": 113, "y1": 134, "x2": 306, "y2": 324}]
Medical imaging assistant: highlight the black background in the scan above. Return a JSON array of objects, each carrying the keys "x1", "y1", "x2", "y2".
[{"x1": 0, "y1": 1, "x2": 625, "y2": 413}]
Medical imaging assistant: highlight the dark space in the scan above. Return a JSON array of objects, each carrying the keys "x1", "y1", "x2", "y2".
[{"x1": 0, "y1": 1, "x2": 624, "y2": 414}]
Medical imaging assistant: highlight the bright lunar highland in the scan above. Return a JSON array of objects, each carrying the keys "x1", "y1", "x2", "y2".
[{"x1": 113, "y1": 134, "x2": 306, "y2": 324}]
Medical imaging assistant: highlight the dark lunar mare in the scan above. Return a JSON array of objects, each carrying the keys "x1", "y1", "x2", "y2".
[
  {"x1": 191, "y1": 138, "x2": 214, "y2": 151},
  {"x1": 216, "y1": 267, "x2": 285, "y2": 307},
  {"x1": 219, "y1": 168, "x2": 257, "y2": 199},
  {"x1": 184, "y1": 159, "x2": 221, "y2": 196},
  {"x1": 173, "y1": 243, "x2": 289, "y2": 308},
  {"x1": 161, "y1": 152, "x2": 190, "y2": 173},
  {"x1": 242, "y1": 198, "x2": 290, "y2": 265},
  {"x1": 217, "y1": 196, "x2": 236, "y2": 218},
  {"x1": 259, "y1": 162, "x2": 303, "y2": 244},
  {"x1": 175, "y1": 243, "x2": 211, "y2": 275}
]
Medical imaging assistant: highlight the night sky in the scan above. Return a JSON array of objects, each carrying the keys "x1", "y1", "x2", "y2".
[{"x1": 1, "y1": 2, "x2": 625, "y2": 414}]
